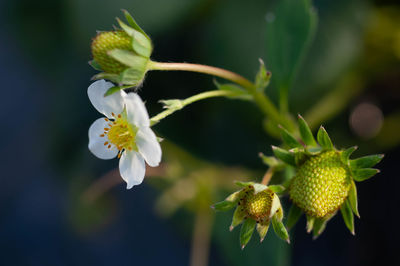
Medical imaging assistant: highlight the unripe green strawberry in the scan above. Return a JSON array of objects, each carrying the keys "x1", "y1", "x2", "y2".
[
  {"x1": 91, "y1": 31, "x2": 132, "y2": 74},
  {"x1": 289, "y1": 150, "x2": 351, "y2": 218},
  {"x1": 240, "y1": 187, "x2": 275, "y2": 222}
]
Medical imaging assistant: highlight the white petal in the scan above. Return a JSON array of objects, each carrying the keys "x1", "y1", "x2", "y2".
[
  {"x1": 88, "y1": 118, "x2": 118, "y2": 159},
  {"x1": 136, "y1": 127, "x2": 162, "y2": 167},
  {"x1": 87, "y1": 80, "x2": 126, "y2": 118},
  {"x1": 119, "y1": 150, "x2": 146, "y2": 189},
  {"x1": 124, "y1": 93, "x2": 150, "y2": 127}
]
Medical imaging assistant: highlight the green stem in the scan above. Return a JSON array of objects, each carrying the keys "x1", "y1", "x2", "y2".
[
  {"x1": 150, "y1": 90, "x2": 241, "y2": 126},
  {"x1": 148, "y1": 61, "x2": 293, "y2": 129}
]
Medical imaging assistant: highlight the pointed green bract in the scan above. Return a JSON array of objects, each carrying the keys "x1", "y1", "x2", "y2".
[
  {"x1": 317, "y1": 126, "x2": 333, "y2": 150},
  {"x1": 240, "y1": 219, "x2": 256, "y2": 249},
  {"x1": 104, "y1": 85, "x2": 132, "y2": 96},
  {"x1": 306, "y1": 215, "x2": 315, "y2": 233},
  {"x1": 119, "y1": 67, "x2": 146, "y2": 85},
  {"x1": 230, "y1": 207, "x2": 246, "y2": 231},
  {"x1": 108, "y1": 49, "x2": 148, "y2": 69},
  {"x1": 350, "y1": 154, "x2": 384, "y2": 169},
  {"x1": 340, "y1": 200, "x2": 354, "y2": 235},
  {"x1": 89, "y1": 60, "x2": 103, "y2": 71},
  {"x1": 255, "y1": 59, "x2": 271, "y2": 91},
  {"x1": 286, "y1": 204, "x2": 303, "y2": 229},
  {"x1": 117, "y1": 18, "x2": 152, "y2": 58},
  {"x1": 92, "y1": 72, "x2": 120, "y2": 84},
  {"x1": 268, "y1": 185, "x2": 286, "y2": 194},
  {"x1": 272, "y1": 215, "x2": 290, "y2": 243},
  {"x1": 352, "y1": 168, "x2": 380, "y2": 182},
  {"x1": 212, "y1": 200, "x2": 237, "y2": 212},
  {"x1": 272, "y1": 146, "x2": 296, "y2": 166},
  {"x1": 341, "y1": 146, "x2": 358, "y2": 164},
  {"x1": 122, "y1": 10, "x2": 149, "y2": 39},
  {"x1": 235, "y1": 181, "x2": 254, "y2": 188},
  {"x1": 257, "y1": 222, "x2": 270, "y2": 242},
  {"x1": 298, "y1": 114, "x2": 317, "y2": 146},
  {"x1": 279, "y1": 126, "x2": 302, "y2": 148},
  {"x1": 348, "y1": 180, "x2": 360, "y2": 218},
  {"x1": 312, "y1": 218, "x2": 327, "y2": 239}
]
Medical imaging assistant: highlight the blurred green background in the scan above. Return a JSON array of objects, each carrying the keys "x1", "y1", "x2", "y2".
[{"x1": 0, "y1": 0, "x2": 399, "y2": 265}]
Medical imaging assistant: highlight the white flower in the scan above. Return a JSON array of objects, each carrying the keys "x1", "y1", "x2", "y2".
[{"x1": 87, "y1": 80, "x2": 162, "y2": 189}]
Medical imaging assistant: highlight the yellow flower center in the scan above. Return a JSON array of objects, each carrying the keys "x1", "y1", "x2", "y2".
[
  {"x1": 100, "y1": 112, "x2": 137, "y2": 157},
  {"x1": 240, "y1": 188, "x2": 274, "y2": 222}
]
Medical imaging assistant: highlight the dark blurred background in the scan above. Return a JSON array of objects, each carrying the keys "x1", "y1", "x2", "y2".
[{"x1": 0, "y1": 0, "x2": 399, "y2": 265}]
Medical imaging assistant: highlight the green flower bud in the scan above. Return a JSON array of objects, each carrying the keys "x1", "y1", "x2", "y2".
[{"x1": 89, "y1": 10, "x2": 153, "y2": 91}]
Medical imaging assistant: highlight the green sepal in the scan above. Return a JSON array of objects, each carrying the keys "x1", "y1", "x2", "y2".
[
  {"x1": 240, "y1": 218, "x2": 256, "y2": 249},
  {"x1": 272, "y1": 215, "x2": 290, "y2": 243},
  {"x1": 305, "y1": 146, "x2": 323, "y2": 155},
  {"x1": 286, "y1": 204, "x2": 303, "y2": 230},
  {"x1": 348, "y1": 180, "x2": 360, "y2": 218},
  {"x1": 317, "y1": 126, "x2": 333, "y2": 150},
  {"x1": 230, "y1": 207, "x2": 246, "y2": 231},
  {"x1": 108, "y1": 49, "x2": 148, "y2": 69},
  {"x1": 352, "y1": 168, "x2": 380, "y2": 182},
  {"x1": 91, "y1": 72, "x2": 120, "y2": 83},
  {"x1": 306, "y1": 215, "x2": 315, "y2": 233},
  {"x1": 279, "y1": 125, "x2": 302, "y2": 148},
  {"x1": 272, "y1": 146, "x2": 296, "y2": 166},
  {"x1": 340, "y1": 200, "x2": 355, "y2": 235},
  {"x1": 268, "y1": 185, "x2": 285, "y2": 194},
  {"x1": 298, "y1": 114, "x2": 317, "y2": 146},
  {"x1": 312, "y1": 218, "x2": 327, "y2": 239},
  {"x1": 119, "y1": 67, "x2": 146, "y2": 85},
  {"x1": 256, "y1": 221, "x2": 270, "y2": 242},
  {"x1": 104, "y1": 85, "x2": 133, "y2": 96},
  {"x1": 350, "y1": 154, "x2": 384, "y2": 169},
  {"x1": 117, "y1": 18, "x2": 152, "y2": 58},
  {"x1": 89, "y1": 59, "x2": 103, "y2": 71},
  {"x1": 121, "y1": 10, "x2": 150, "y2": 39},
  {"x1": 259, "y1": 153, "x2": 284, "y2": 169},
  {"x1": 255, "y1": 59, "x2": 271, "y2": 92},
  {"x1": 340, "y1": 146, "x2": 358, "y2": 164},
  {"x1": 293, "y1": 148, "x2": 308, "y2": 165},
  {"x1": 212, "y1": 200, "x2": 237, "y2": 212},
  {"x1": 235, "y1": 181, "x2": 255, "y2": 188}
]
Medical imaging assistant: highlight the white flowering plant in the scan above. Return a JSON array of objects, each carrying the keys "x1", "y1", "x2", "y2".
[{"x1": 83, "y1": 2, "x2": 389, "y2": 265}]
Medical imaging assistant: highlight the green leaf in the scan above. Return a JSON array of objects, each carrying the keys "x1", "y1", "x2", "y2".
[
  {"x1": 340, "y1": 200, "x2": 355, "y2": 235},
  {"x1": 298, "y1": 114, "x2": 317, "y2": 146},
  {"x1": 306, "y1": 215, "x2": 315, "y2": 233},
  {"x1": 268, "y1": 185, "x2": 285, "y2": 194},
  {"x1": 350, "y1": 154, "x2": 384, "y2": 169},
  {"x1": 279, "y1": 125, "x2": 302, "y2": 148},
  {"x1": 88, "y1": 59, "x2": 103, "y2": 71},
  {"x1": 352, "y1": 168, "x2": 380, "y2": 182},
  {"x1": 265, "y1": 0, "x2": 317, "y2": 110},
  {"x1": 317, "y1": 126, "x2": 333, "y2": 150},
  {"x1": 286, "y1": 204, "x2": 303, "y2": 230},
  {"x1": 104, "y1": 85, "x2": 132, "y2": 96},
  {"x1": 272, "y1": 215, "x2": 290, "y2": 243},
  {"x1": 255, "y1": 59, "x2": 271, "y2": 91},
  {"x1": 121, "y1": 9, "x2": 149, "y2": 39},
  {"x1": 212, "y1": 200, "x2": 237, "y2": 212},
  {"x1": 259, "y1": 153, "x2": 282, "y2": 168},
  {"x1": 348, "y1": 180, "x2": 360, "y2": 218},
  {"x1": 272, "y1": 146, "x2": 296, "y2": 166},
  {"x1": 119, "y1": 67, "x2": 145, "y2": 85},
  {"x1": 341, "y1": 146, "x2": 358, "y2": 164},
  {"x1": 230, "y1": 207, "x2": 246, "y2": 231},
  {"x1": 256, "y1": 221, "x2": 270, "y2": 242},
  {"x1": 108, "y1": 49, "x2": 148, "y2": 69},
  {"x1": 240, "y1": 219, "x2": 256, "y2": 249}
]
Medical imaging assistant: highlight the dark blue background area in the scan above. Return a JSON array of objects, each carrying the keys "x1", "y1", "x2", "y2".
[{"x1": 0, "y1": 0, "x2": 399, "y2": 265}]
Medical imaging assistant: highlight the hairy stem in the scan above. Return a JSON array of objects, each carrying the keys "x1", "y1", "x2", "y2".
[
  {"x1": 150, "y1": 90, "x2": 242, "y2": 126},
  {"x1": 148, "y1": 61, "x2": 294, "y2": 130}
]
